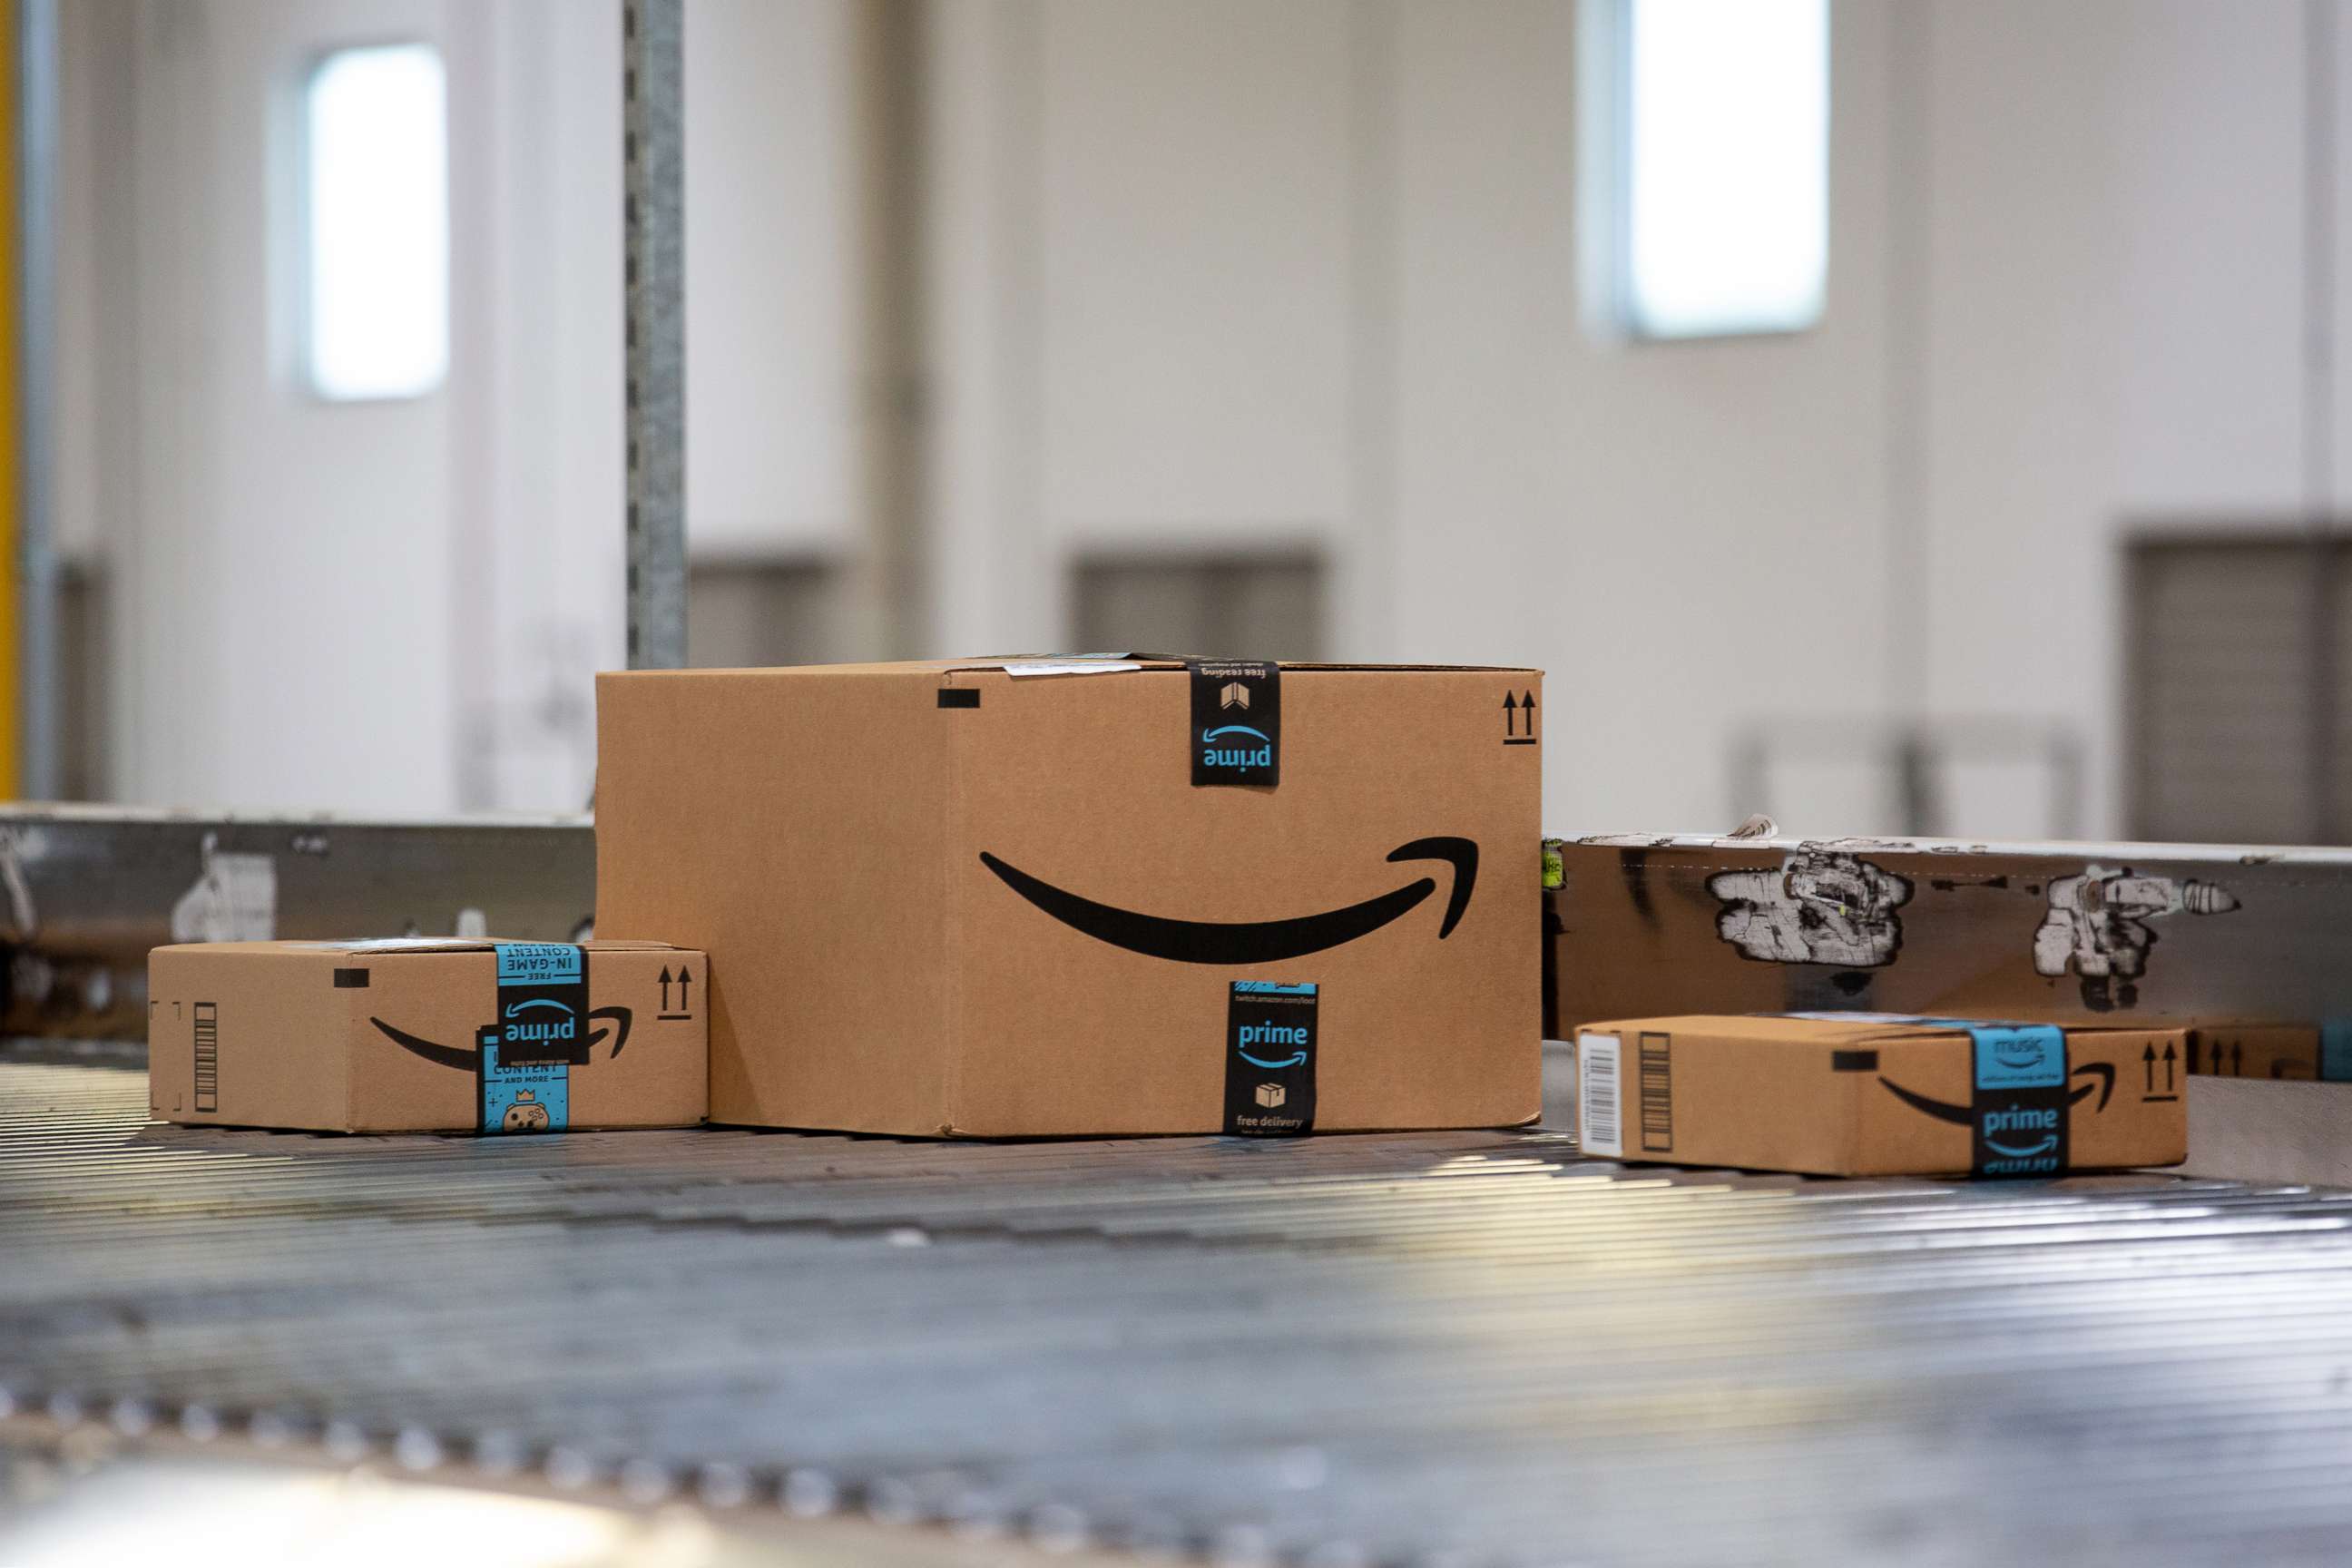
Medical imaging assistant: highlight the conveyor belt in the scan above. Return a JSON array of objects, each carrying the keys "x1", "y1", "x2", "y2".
[{"x1": 7, "y1": 1057, "x2": 2352, "y2": 1567}]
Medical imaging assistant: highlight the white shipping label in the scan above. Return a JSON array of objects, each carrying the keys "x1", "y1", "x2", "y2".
[
  {"x1": 1578, "y1": 1032, "x2": 1624, "y2": 1159},
  {"x1": 999, "y1": 662, "x2": 1143, "y2": 678}
]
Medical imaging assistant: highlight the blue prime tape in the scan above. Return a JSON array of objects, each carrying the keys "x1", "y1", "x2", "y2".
[
  {"x1": 482, "y1": 942, "x2": 585, "y2": 1133},
  {"x1": 496, "y1": 942, "x2": 583, "y2": 986},
  {"x1": 2321, "y1": 1020, "x2": 2352, "y2": 1083},
  {"x1": 479, "y1": 1034, "x2": 572, "y2": 1133},
  {"x1": 1971, "y1": 1024, "x2": 2066, "y2": 1092},
  {"x1": 1969, "y1": 1024, "x2": 2067, "y2": 1176}
]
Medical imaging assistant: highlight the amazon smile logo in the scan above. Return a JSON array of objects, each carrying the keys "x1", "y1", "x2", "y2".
[
  {"x1": 1236, "y1": 1019, "x2": 1309, "y2": 1069},
  {"x1": 1994, "y1": 1039, "x2": 2045, "y2": 1072},
  {"x1": 1878, "y1": 1061, "x2": 2114, "y2": 1124},
  {"x1": 978, "y1": 836, "x2": 1478, "y2": 965},
  {"x1": 1983, "y1": 1128, "x2": 2059, "y2": 1160},
  {"x1": 1878, "y1": 1059, "x2": 2113, "y2": 1176},
  {"x1": 371, "y1": 1005, "x2": 633, "y2": 1071}
]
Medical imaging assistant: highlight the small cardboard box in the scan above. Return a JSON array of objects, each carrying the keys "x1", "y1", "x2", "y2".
[
  {"x1": 1573, "y1": 1014, "x2": 2189, "y2": 1177},
  {"x1": 148, "y1": 939, "x2": 707, "y2": 1133},
  {"x1": 2185, "y1": 1021, "x2": 2350, "y2": 1081},
  {"x1": 594, "y1": 657, "x2": 1543, "y2": 1136}
]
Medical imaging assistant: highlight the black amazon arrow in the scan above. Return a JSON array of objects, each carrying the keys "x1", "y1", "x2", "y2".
[
  {"x1": 1878, "y1": 1061, "x2": 2115, "y2": 1125},
  {"x1": 977, "y1": 837, "x2": 1478, "y2": 965},
  {"x1": 371, "y1": 1005, "x2": 635, "y2": 1070},
  {"x1": 370, "y1": 1017, "x2": 475, "y2": 1072}
]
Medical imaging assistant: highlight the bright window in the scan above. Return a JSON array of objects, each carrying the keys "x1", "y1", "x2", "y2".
[
  {"x1": 1622, "y1": 0, "x2": 1828, "y2": 338},
  {"x1": 304, "y1": 43, "x2": 448, "y2": 400}
]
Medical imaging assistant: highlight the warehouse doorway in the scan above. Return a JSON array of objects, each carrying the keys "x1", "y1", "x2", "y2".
[{"x1": 2127, "y1": 533, "x2": 2352, "y2": 844}]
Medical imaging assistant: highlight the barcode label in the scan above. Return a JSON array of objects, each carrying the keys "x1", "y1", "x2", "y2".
[
  {"x1": 1579, "y1": 1032, "x2": 1623, "y2": 1158},
  {"x1": 193, "y1": 1002, "x2": 220, "y2": 1112},
  {"x1": 1639, "y1": 1031, "x2": 1673, "y2": 1152}
]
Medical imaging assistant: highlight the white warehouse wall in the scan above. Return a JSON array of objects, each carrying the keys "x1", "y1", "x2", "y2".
[
  {"x1": 52, "y1": 0, "x2": 2350, "y2": 842},
  {"x1": 1918, "y1": 2, "x2": 2314, "y2": 840},
  {"x1": 60, "y1": 0, "x2": 859, "y2": 812},
  {"x1": 683, "y1": 0, "x2": 863, "y2": 564},
  {"x1": 94, "y1": 0, "x2": 469, "y2": 814},
  {"x1": 1378, "y1": 0, "x2": 1896, "y2": 831},
  {"x1": 926, "y1": 0, "x2": 2342, "y2": 838}
]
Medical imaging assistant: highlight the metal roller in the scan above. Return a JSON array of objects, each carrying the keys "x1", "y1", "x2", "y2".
[{"x1": 6, "y1": 1056, "x2": 2352, "y2": 1565}]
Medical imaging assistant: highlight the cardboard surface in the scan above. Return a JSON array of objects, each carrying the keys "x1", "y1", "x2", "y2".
[
  {"x1": 595, "y1": 658, "x2": 1543, "y2": 1136},
  {"x1": 148, "y1": 939, "x2": 707, "y2": 1132},
  {"x1": 2182, "y1": 1021, "x2": 2348, "y2": 1081},
  {"x1": 1572, "y1": 1014, "x2": 2189, "y2": 1178},
  {"x1": 1547, "y1": 833, "x2": 2352, "y2": 1037},
  {"x1": 2180, "y1": 1076, "x2": 2352, "y2": 1183}
]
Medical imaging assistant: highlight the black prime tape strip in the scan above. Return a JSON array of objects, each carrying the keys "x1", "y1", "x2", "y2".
[
  {"x1": 1188, "y1": 659, "x2": 1280, "y2": 788},
  {"x1": 937, "y1": 688, "x2": 980, "y2": 709},
  {"x1": 332, "y1": 968, "x2": 371, "y2": 989},
  {"x1": 491, "y1": 944, "x2": 593, "y2": 1066},
  {"x1": 480, "y1": 943, "x2": 589, "y2": 1135},
  {"x1": 1969, "y1": 1025, "x2": 2069, "y2": 1178},
  {"x1": 1224, "y1": 981, "x2": 1318, "y2": 1136}
]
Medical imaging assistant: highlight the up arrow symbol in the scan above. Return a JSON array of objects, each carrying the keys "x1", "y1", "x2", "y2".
[{"x1": 659, "y1": 966, "x2": 674, "y2": 1011}]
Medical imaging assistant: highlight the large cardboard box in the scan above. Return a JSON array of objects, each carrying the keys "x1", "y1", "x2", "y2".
[
  {"x1": 595, "y1": 658, "x2": 1543, "y2": 1136},
  {"x1": 1573, "y1": 1014, "x2": 2189, "y2": 1177},
  {"x1": 149, "y1": 939, "x2": 707, "y2": 1132}
]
